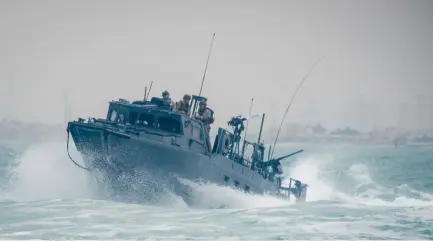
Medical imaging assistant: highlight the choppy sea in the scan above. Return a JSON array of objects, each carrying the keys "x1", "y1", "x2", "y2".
[{"x1": 0, "y1": 140, "x2": 432, "y2": 240}]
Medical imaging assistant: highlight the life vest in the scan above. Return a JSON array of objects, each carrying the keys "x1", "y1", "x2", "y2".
[
  {"x1": 206, "y1": 108, "x2": 215, "y2": 124},
  {"x1": 177, "y1": 101, "x2": 190, "y2": 113},
  {"x1": 198, "y1": 107, "x2": 215, "y2": 124},
  {"x1": 160, "y1": 98, "x2": 173, "y2": 110}
]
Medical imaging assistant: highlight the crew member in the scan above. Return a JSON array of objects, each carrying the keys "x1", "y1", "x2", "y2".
[
  {"x1": 162, "y1": 90, "x2": 174, "y2": 111},
  {"x1": 176, "y1": 94, "x2": 192, "y2": 115},
  {"x1": 291, "y1": 180, "x2": 302, "y2": 198},
  {"x1": 194, "y1": 100, "x2": 214, "y2": 151},
  {"x1": 251, "y1": 143, "x2": 262, "y2": 170}
]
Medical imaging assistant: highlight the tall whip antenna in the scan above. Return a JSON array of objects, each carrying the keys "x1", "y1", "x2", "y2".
[
  {"x1": 270, "y1": 56, "x2": 324, "y2": 159},
  {"x1": 198, "y1": 33, "x2": 216, "y2": 96},
  {"x1": 243, "y1": 98, "x2": 254, "y2": 141}
]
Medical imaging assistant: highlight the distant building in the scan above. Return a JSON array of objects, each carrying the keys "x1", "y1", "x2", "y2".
[
  {"x1": 310, "y1": 124, "x2": 327, "y2": 135},
  {"x1": 329, "y1": 127, "x2": 360, "y2": 136}
]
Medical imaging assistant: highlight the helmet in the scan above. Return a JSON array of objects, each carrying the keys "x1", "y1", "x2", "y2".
[
  {"x1": 183, "y1": 94, "x2": 191, "y2": 100},
  {"x1": 162, "y1": 90, "x2": 169, "y2": 97},
  {"x1": 199, "y1": 100, "x2": 207, "y2": 106}
]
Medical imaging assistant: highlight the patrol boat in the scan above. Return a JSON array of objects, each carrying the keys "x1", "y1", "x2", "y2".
[{"x1": 66, "y1": 94, "x2": 308, "y2": 203}]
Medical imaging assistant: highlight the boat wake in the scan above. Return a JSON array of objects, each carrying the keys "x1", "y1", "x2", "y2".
[
  {"x1": 283, "y1": 153, "x2": 433, "y2": 207},
  {"x1": 1, "y1": 141, "x2": 432, "y2": 210}
]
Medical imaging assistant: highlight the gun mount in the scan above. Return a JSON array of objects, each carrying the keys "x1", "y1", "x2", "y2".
[{"x1": 227, "y1": 115, "x2": 247, "y2": 155}]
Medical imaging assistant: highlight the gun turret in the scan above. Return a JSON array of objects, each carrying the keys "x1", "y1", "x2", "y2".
[{"x1": 227, "y1": 116, "x2": 247, "y2": 138}]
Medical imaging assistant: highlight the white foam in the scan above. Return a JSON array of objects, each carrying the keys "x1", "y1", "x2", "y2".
[
  {"x1": 285, "y1": 154, "x2": 433, "y2": 207},
  {"x1": 3, "y1": 141, "x2": 98, "y2": 201},
  {"x1": 178, "y1": 178, "x2": 292, "y2": 209},
  {"x1": 283, "y1": 155, "x2": 340, "y2": 202},
  {"x1": 3, "y1": 140, "x2": 432, "y2": 209}
]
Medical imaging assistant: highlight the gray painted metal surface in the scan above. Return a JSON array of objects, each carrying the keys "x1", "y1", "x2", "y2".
[{"x1": 67, "y1": 97, "x2": 308, "y2": 203}]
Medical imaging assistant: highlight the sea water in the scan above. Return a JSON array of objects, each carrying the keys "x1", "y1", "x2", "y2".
[{"x1": 0, "y1": 140, "x2": 432, "y2": 240}]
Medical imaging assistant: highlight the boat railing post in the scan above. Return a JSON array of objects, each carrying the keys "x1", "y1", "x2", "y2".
[
  {"x1": 241, "y1": 139, "x2": 246, "y2": 157},
  {"x1": 257, "y1": 113, "x2": 265, "y2": 143},
  {"x1": 288, "y1": 178, "x2": 292, "y2": 200},
  {"x1": 267, "y1": 145, "x2": 272, "y2": 161}
]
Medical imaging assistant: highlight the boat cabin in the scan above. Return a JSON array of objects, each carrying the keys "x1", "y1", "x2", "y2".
[
  {"x1": 104, "y1": 96, "x2": 286, "y2": 181},
  {"x1": 98, "y1": 95, "x2": 219, "y2": 154},
  {"x1": 106, "y1": 98, "x2": 184, "y2": 135},
  {"x1": 105, "y1": 97, "x2": 208, "y2": 146}
]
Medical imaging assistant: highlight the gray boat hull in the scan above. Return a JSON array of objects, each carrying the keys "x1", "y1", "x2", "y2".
[{"x1": 68, "y1": 122, "x2": 281, "y2": 202}]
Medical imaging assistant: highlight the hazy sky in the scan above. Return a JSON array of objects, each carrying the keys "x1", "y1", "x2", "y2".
[{"x1": 1, "y1": 0, "x2": 432, "y2": 134}]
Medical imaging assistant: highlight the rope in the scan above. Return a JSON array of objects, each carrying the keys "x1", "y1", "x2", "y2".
[{"x1": 66, "y1": 126, "x2": 91, "y2": 171}]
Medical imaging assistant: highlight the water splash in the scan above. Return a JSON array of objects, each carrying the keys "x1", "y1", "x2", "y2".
[
  {"x1": 2, "y1": 141, "x2": 432, "y2": 210},
  {"x1": 283, "y1": 153, "x2": 433, "y2": 207},
  {"x1": 178, "y1": 178, "x2": 292, "y2": 209},
  {"x1": 1, "y1": 141, "x2": 99, "y2": 201}
]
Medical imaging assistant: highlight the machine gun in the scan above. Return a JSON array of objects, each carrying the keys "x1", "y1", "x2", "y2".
[
  {"x1": 227, "y1": 114, "x2": 261, "y2": 139},
  {"x1": 227, "y1": 115, "x2": 247, "y2": 156},
  {"x1": 227, "y1": 116, "x2": 247, "y2": 138},
  {"x1": 257, "y1": 149, "x2": 304, "y2": 180},
  {"x1": 225, "y1": 113, "x2": 264, "y2": 163}
]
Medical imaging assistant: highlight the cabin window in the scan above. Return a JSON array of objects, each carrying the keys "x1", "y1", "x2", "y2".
[
  {"x1": 109, "y1": 109, "x2": 118, "y2": 122},
  {"x1": 158, "y1": 117, "x2": 181, "y2": 133},
  {"x1": 223, "y1": 175, "x2": 230, "y2": 184},
  {"x1": 129, "y1": 111, "x2": 139, "y2": 124},
  {"x1": 138, "y1": 113, "x2": 155, "y2": 127},
  {"x1": 118, "y1": 114, "x2": 125, "y2": 124},
  {"x1": 234, "y1": 180, "x2": 240, "y2": 188},
  {"x1": 244, "y1": 185, "x2": 250, "y2": 192}
]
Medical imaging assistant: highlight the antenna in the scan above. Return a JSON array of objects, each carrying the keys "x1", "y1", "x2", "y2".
[
  {"x1": 144, "y1": 86, "x2": 147, "y2": 101},
  {"x1": 198, "y1": 33, "x2": 216, "y2": 96},
  {"x1": 190, "y1": 34, "x2": 216, "y2": 117},
  {"x1": 270, "y1": 56, "x2": 324, "y2": 159},
  {"x1": 145, "y1": 81, "x2": 153, "y2": 101},
  {"x1": 243, "y1": 98, "x2": 254, "y2": 141}
]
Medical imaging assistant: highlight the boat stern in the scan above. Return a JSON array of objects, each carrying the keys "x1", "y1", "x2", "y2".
[{"x1": 277, "y1": 177, "x2": 308, "y2": 203}]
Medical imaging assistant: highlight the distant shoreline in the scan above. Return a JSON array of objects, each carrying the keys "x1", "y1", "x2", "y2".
[{"x1": 268, "y1": 140, "x2": 433, "y2": 149}]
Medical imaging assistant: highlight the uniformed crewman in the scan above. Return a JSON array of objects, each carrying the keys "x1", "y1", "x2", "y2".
[
  {"x1": 176, "y1": 94, "x2": 192, "y2": 115},
  {"x1": 251, "y1": 143, "x2": 263, "y2": 169},
  {"x1": 194, "y1": 100, "x2": 214, "y2": 151},
  {"x1": 161, "y1": 90, "x2": 174, "y2": 111},
  {"x1": 291, "y1": 180, "x2": 302, "y2": 198}
]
